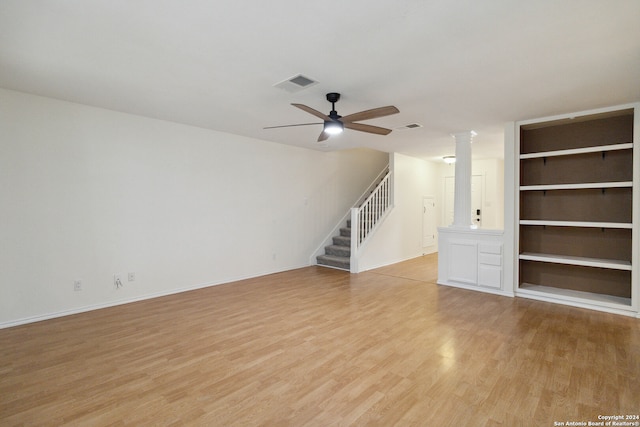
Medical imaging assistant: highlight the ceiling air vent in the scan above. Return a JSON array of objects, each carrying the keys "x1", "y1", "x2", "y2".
[
  {"x1": 273, "y1": 74, "x2": 319, "y2": 93},
  {"x1": 395, "y1": 123, "x2": 423, "y2": 130}
]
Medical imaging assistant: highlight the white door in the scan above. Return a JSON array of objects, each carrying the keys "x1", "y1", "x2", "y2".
[{"x1": 422, "y1": 197, "x2": 436, "y2": 247}]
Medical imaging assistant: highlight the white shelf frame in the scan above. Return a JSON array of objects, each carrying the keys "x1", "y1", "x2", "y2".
[
  {"x1": 519, "y1": 142, "x2": 633, "y2": 159},
  {"x1": 519, "y1": 252, "x2": 631, "y2": 271},
  {"x1": 520, "y1": 181, "x2": 633, "y2": 191}
]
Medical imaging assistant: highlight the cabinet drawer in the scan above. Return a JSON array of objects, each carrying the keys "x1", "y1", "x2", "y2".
[
  {"x1": 479, "y1": 243, "x2": 502, "y2": 255},
  {"x1": 479, "y1": 253, "x2": 501, "y2": 266}
]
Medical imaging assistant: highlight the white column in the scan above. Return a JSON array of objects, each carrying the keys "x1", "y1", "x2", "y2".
[{"x1": 451, "y1": 131, "x2": 476, "y2": 229}]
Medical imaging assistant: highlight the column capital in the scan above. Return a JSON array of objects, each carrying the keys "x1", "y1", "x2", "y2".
[{"x1": 451, "y1": 130, "x2": 477, "y2": 143}]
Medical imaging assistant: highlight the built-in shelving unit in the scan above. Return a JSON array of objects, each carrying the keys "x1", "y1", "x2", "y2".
[{"x1": 515, "y1": 105, "x2": 638, "y2": 315}]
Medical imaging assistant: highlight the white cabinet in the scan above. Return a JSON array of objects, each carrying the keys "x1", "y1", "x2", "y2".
[
  {"x1": 437, "y1": 228, "x2": 508, "y2": 296},
  {"x1": 513, "y1": 103, "x2": 639, "y2": 316}
]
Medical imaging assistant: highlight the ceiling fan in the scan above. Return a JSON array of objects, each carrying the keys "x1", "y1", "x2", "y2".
[{"x1": 265, "y1": 93, "x2": 400, "y2": 142}]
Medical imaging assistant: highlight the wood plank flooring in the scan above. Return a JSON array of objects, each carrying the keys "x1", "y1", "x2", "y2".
[{"x1": 1, "y1": 253, "x2": 639, "y2": 426}]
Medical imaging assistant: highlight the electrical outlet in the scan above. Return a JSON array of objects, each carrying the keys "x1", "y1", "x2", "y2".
[
  {"x1": 128, "y1": 272, "x2": 135, "y2": 282},
  {"x1": 114, "y1": 274, "x2": 123, "y2": 289},
  {"x1": 74, "y1": 280, "x2": 82, "y2": 291}
]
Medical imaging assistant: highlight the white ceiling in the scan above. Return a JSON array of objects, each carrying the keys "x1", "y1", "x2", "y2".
[{"x1": 1, "y1": 1, "x2": 639, "y2": 161}]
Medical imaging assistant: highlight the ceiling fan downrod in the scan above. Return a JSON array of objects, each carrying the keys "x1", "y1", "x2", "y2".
[{"x1": 326, "y1": 92, "x2": 341, "y2": 120}]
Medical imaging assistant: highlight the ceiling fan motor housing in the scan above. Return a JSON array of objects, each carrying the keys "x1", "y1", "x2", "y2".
[{"x1": 326, "y1": 92, "x2": 341, "y2": 103}]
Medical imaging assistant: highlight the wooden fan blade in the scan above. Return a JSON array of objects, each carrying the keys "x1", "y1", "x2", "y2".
[
  {"x1": 340, "y1": 106, "x2": 399, "y2": 123},
  {"x1": 263, "y1": 122, "x2": 321, "y2": 129},
  {"x1": 317, "y1": 131, "x2": 330, "y2": 142},
  {"x1": 343, "y1": 122, "x2": 392, "y2": 136},
  {"x1": 292, "y1": 104, "x2": 332, "y2": 121}
]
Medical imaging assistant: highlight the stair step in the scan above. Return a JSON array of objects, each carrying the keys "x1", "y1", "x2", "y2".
[
  {"x1": 317, "y1": 254, "x2": 350, "y2": 270},
  {"x1": 339, "y1": 227, "x2": 351, "y2": 237},
  {"x1": 325, "y1": 244, "x2": 350, "y2": 257},
  {"x1": 332, "y1": 235, "x2": 351, "y2": 247}
]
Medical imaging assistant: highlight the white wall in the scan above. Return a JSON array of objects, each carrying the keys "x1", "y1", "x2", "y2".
[
  {"x1": 438, "y1": 158, "x2": 505, "y2": 229},
  {"x1": 0, "y1": 89, "x2": 388, "y2": 327},
  {"x1": 356, "y1": 153, "x2": 440, "y2": 271}
]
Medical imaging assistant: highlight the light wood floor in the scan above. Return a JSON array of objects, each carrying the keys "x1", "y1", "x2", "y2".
[{"x1": 1, "y1": 254, "x2": 639, "y2": 426}]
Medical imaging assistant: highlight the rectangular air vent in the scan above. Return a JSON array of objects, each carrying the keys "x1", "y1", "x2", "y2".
[
  {"x1": 395, "y1": 123, "x2": 423, "y2": 130},
  {"x1": 273, "y1": 74, "x2": 319, "y2": 93}
]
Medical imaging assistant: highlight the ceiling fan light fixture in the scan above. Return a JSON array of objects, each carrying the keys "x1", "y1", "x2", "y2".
[
  {"x1": 324, "y1": 120, "x2": 344, "y2": 135},
  {"x1": 443, "y1": 156, "x2": 456, "y2": 164}
]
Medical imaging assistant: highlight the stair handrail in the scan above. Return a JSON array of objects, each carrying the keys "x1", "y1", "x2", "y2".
[
  {"x1": 353, "y1": 166, "x2": 390, "y2": 208},
  {"x1": 350, "y1": 169, "x2": 392, "y2": 266}
]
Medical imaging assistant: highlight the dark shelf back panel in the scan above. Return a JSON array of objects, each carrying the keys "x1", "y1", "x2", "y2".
[
  {"x1": 520, "y1": 188, "x2": 632, "y2": 223},
  {"x1": 520, "y1": 149, "x2": 633, "y2": 186},
  {"x1": 520, "y1": 113, "x2": 633, "y2": 154},
  {"x1": 519, "y1": 225, "x2": 632, "y2": 261},
  {"x1": 519, "y1": 260, "x2": 631, "y2": 298}
]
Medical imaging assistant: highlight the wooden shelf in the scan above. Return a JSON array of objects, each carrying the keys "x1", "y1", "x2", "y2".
[
  {"x1": 520, "y1": 142, "x2": 633, "y2": 159},
  {"x1": 519, "y1": 220, "x2": 632, "y2": 229},
  {"x1": 518, "y1": 283, "x2": 632, "y2": 308},
  {"x1": 520, "y1": 181, "x2": 633, "y2": 191},
  {"x1": 519, "y1": 252, "x2": 631, "y2": 271}
]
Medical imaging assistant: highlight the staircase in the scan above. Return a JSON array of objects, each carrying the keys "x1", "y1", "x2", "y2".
[
  {"x1": 316, "y1": 220, "x2": 352, "y2": 270},
  {"x1": 316, "y1": 166, "x2": 392, "y2": 272}
]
